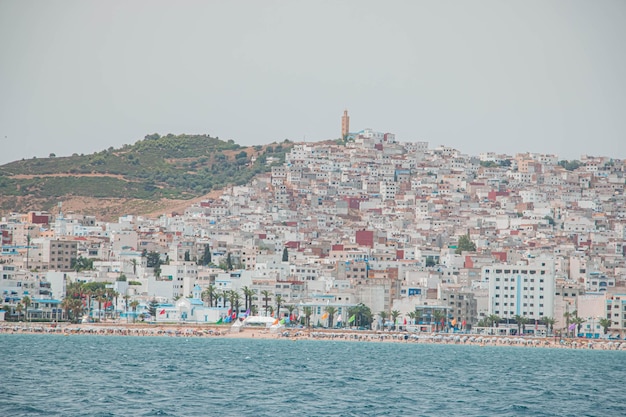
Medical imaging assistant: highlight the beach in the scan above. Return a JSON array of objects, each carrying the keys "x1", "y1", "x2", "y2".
[{"x1": 2, "y1": 322, "x2": 624, "y2": 351}]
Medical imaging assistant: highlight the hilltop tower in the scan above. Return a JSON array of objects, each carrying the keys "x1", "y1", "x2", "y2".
[{"x1": 341, "y1": 109, "x2": 350, "y2": 139}]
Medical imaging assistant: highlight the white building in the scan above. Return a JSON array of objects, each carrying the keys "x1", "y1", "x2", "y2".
[{"x1": 483, "y1": 258, "x2": 556, "y2": 322}]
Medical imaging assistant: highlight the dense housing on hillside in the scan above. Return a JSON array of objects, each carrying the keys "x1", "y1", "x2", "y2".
[{"x1": 2, "y1": 118, "x2": 626, "y2": 337}]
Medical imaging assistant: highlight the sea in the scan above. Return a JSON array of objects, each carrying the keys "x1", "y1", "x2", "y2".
[{"x1": 1, "y1": 334, "x2": 625, "y2": 417}]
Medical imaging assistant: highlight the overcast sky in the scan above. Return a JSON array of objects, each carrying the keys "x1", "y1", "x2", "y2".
[{"x1": 1, "y1": 0, "x2": 625, "y2": 165}]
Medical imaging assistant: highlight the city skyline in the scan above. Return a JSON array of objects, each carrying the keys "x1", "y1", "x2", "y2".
[{"x1": 1, "y1": 1, "x2": 625, "y2": 165}]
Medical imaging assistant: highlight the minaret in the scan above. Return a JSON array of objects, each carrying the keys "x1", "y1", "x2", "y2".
[{"x1": 341, "y1": 109, "x2": 350, "y2": 139}]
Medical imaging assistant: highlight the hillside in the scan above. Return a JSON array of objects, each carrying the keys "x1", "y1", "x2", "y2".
[{"x1": 0, "y1": 134, "x2": 292, "y2": 219}]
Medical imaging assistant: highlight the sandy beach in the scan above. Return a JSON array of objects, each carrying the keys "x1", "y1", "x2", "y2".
[{"x1": 2, "y1": 322, "x2": 625, "y2": 351}]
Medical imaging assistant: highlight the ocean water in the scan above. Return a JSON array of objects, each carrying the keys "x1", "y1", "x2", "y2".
[{"x1": 1, "y1": 335, "x2": 625, "y2": 417}]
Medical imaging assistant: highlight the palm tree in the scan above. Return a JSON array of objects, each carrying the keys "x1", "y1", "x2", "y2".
[
  {"x1": 325, "y1": 306, "x2": 337, "y2": 328},
  {"x1": 432, "y1": 309, "x2": 446, "y2": 332},
  {"x1": 15, "y1": 302, "x2": 23, "y2": 321},
  {"x1": 347, "y1": 303, "x2": 373, "y2": 328},
  {"x1": 242, "y1": 286, "x2": 254, "y2": 312},
  {"x1": 407, "y1": 311, "x2": 416, "y2": 325},
  {"x1": 487, "y1": 314, "x2": 501, "y2": 328},
  {"x1": 214, "y1": 290, "x2": 225, "y2": 308},
  {"x1": 275, "y1": 295, "x2": 284, "y2": 320},
  {"x1": 563, "y1": 309, "x2": 574, "y2": 332},
  {"x1": 70, "y1": 299, "x2": 84, "y2": 323},
  {"x1": 285, "y1": 304, "x2": 295, "y2": 323},
  {"x1": 95, "y1": 289, "x2": 107, "y2": 321},
  {"x1": 202, "y1": 284, "x2": 216, "y2": 307},
  {"x1": 261, "y1": 290, "x2": 271, "y2": 316},
  {"x1": 21, "y1": 296, "x2": 31, "y2": 321},
  {"x1": 123, "y1": 295, "x2": 131, "y2": 323},
  {"x1": 599, "y1": 317, "x2": 611, "y2": 335},
  {"x1": 514, "y1": 314, "x2": 528, "y2": 335},
  {"x1": 129, "y1": 300, "x2": 139, "y2": 323},
  {"x1": 541, "y1": 316, "x2": 556, "y2": 336},
  {"x1": 233, "y1": 292, "x2": 241, "y2": 317},
  {"x1": 378, "y1": 311, "x2": 388, "y2": 330},
  {"x1": 107, "y1": 289, "x2": 119, "y2": 320},
  {"x1": 390, "y1": 310, "x2": 401, "y2": 331},
  {"x1": 572, "y1": 316, "x2": 585, "y2": 337},
  {"x1": 227, "y1": 290, "x2": 238, "y2": 314},
  {"x1": 303, "y1": 306, "x2": 312, "y2": 328},
  {"x1": 61, "y1": 298, "x2": 73, "y2": 321},
  {"x1": 130, "y1": 259, "x2": 137, "y2": 275},
  {"x1": 413, "y1": 309, "x2": 423, "y2": 325}
]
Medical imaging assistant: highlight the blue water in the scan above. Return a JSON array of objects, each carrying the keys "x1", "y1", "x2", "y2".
[{"x1": 1, "y1": 335, "x2": 625, "y2": 417}]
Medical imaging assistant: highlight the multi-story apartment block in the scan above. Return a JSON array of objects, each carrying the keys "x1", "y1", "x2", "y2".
[{"x1": 483, "y1": 259, "x2": 556, "y2": 322}]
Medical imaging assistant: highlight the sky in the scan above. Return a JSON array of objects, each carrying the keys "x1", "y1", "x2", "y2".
[{"x1": 1, "y1": 0, "x2": 625, "y2": 165}]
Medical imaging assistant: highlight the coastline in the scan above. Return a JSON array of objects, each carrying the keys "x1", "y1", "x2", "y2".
[{"x1": 2, "y1": 322, "x2": 625, "y2": 351}]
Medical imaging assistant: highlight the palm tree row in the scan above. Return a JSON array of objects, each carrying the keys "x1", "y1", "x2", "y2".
[{"x1": 62, "y1": 281, "x2": 119, "y2": 322}]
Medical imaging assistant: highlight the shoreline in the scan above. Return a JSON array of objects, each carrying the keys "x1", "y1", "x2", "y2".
[{"x1": 2, "y1": 322, "x2": 625, "y2": 351}]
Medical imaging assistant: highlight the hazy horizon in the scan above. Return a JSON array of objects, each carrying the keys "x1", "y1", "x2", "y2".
[{"x1": 1, "y1": 0, "x2": 625, "y2": 164}]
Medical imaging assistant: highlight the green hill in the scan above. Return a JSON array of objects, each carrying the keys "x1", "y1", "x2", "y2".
[{"x1": 0, "y1": 133, "x2": 292, "y2": 216}]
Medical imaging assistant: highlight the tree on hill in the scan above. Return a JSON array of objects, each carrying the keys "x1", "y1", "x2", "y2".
[
  {"x1": 455, "y1": 235, "x2": 476, "y2": 254},
  {"x1": 200, "y1": 244, "x2": 212, "y2": 266},
  {"x1": 558, "y1": 160, "x2": 582, "y2": 171},
  {"x1": 71, "y1": 256, "x2": 94, "y2": 272}
]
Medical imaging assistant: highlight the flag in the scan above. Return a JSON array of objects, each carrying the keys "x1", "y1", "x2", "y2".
[
  {"x1": 224, "y1": 316, "x2": 231, "y2": 323},
  {"x1": 159, "y1": 309, "x2": 166, "y2": 315},
  {"x1": 279, "y1": 318, "x2": 285, "y2": 325},
  {"x1": 321, "y1": 312, "x2": 329, "y2": 320},
  {"x1": 462, "y1": 319, "x2": 466, "y2": 327},
  {"x1": 451, "y1": 318, "x2": 457, "y2": 327},
  {"x1": 227, "y1": 308, "x2": 232, "y2": 316},
  {"x1": 273, "y1": 318, "x2": 279, "y2": 325},
  {"x1": 403, "y1": 318, "x2": 407, "y2": 325},
  {"x1": 568, "y1": 323, "x2": 576, "y2": 331},
  {"x1": 245, "y1": 309, "x2": 250, "y2": 316},
  {"x1": 285, "y1": 316, "x2": 290, "y2": 323},
  {"x1": 216, "y1": 317, "x2": 223, "y2": 324},
  {"x1": 231, "y1": 312, "x2": 237, "y2": 319},
  {"x1": 348, "y1": 314, "x2": 356, "y2": 323}
]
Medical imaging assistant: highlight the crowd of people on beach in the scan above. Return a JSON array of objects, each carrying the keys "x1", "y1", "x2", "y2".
[{"x1": 2, "y1": 323, "x2": 625, "y2": 351}]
